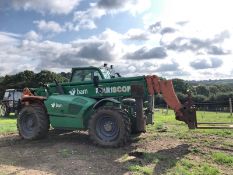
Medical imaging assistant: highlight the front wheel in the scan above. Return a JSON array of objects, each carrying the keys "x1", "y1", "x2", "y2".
[
  {"x1": 17, "y1": 104, "x2": 49, "y2": 140},
  {"x1": 88, "y1": 108, "x2": 131, "y2": 147}
]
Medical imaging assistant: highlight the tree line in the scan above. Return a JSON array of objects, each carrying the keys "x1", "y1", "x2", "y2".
[
  {"x1": 0, "y1": 70, "x2": 232, "y2": 111},
  {"x1": 0, "y1": 70, "x2": 70, "y2": 98},
  {"x1": 156, "y1": 78, "x2": 233, "y2": 111}
]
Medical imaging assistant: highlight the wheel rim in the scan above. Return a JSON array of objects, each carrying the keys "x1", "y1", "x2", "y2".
[
  {"x1": 96, "y1": 116, "x2": 119, "y2": 141},
  {"x1": 20, "y1": 111, "x2": 37, "y2": 136},
  {"x1": 0, "y1": 105, "x2": 6, "y2": 117}
]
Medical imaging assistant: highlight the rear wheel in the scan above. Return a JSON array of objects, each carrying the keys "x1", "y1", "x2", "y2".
[
  {"x1": 88, "y1": 107, "x2": 131, "y2": 147},
  {"x1": 17, "y1": 104, "x2": 49, "y2": 140}
]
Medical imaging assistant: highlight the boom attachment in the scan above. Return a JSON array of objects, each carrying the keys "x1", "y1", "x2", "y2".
[{"x1": 145, "y1": 75, "x2": 197, "y2": 129}]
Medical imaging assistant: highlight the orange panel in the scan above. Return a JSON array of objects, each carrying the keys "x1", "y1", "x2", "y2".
[
  {"x1": 159, "y1": 80, "x2": 182, "y2": 112},
  {"x1": 145, "y1": 76, "x2": 154, "y2": 95},
  {"x1": 22, "y1": 88, "x2": 33, "y2": 96},
  {"x1": 151, "y1": 75, "x2": 161, "y2": 93}
]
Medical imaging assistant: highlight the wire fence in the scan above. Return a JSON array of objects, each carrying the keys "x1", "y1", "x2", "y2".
[
  {"x1": 194, "y1": 99, "x2": 232, "y2": 112},
  {"x1": 155, "y1": 99, "x2": 233, "y2": 113}
]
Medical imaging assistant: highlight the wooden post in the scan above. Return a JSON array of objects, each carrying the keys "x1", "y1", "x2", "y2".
[{"x1": 229, "y1": 98, "x2": 232, "y2": 117}]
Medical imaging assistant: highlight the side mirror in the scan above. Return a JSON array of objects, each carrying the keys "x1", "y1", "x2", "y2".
[
  {"x1": 115, "y1": 73, "x2": 121, "y2": 77},
  {"x1": 93, "y1": 76, "x2": 99, "y2": 87}
]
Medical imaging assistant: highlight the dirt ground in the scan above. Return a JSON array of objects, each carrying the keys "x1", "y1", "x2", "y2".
[
  {"x1": 0, "y1": 127, "x2": 232, "y2": 175},
  {"x1": 0, "y1": 130, "x2": 190, "y2": 175}
]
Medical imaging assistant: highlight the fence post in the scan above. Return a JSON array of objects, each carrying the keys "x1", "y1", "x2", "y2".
[{"x1": 229, "y1": 98, "x2": 232, "y2": 116}]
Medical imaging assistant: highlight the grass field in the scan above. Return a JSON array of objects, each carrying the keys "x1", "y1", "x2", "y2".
[
  {"x1": 0, "y1": 110, "x2": 232, "y2": 175},
  {"x1": 0, "y1": 117, "x2": 17, "y2": 134},
  {"x1": 134, "y1": 110, "x2": 233, "y2": 175}
]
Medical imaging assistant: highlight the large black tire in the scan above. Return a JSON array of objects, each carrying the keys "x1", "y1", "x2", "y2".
[
  {"x1": 122, "y1": 98, "x2": 144, "y2": 134},
  {"x1": 88, "y1": 107, "x2": 131, "y2": 147},
  {"x1": 17, "y1": 104, "x2": 49, "y2": 140}
]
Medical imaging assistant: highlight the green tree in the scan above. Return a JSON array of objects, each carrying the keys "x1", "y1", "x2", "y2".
[
  {"x1": 172, "y1": 79, "x2": 191, "y2": 94},
  {"x1": 195, "y1": 85, "x2": 209, "y2": 97},
  {"x1": 192, "y1": 95, "x2": 207, "y2": 103},
  {"x1": 209, "y1": 85, "x2": 219, "y2": 95},
  {"x1": 35, "y1": 70, "x2": 68, "y2": 85}
]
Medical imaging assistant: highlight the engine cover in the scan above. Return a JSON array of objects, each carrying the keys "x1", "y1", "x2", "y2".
[{"x1": 45, "y1": 95, "x2": 96, "y2": 129}]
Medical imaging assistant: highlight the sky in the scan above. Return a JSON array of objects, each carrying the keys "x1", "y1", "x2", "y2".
[{"x1": 0, "y1": 0, "x2": 232, "y2": 80}]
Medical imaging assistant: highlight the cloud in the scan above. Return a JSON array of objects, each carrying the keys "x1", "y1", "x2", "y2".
[
  {"x1": 113, "y1": 62, "x2": 158, "y2": 77},
  {"x1": 160, "y1": 70, "x2": 191, "y2": 77},
  {"x1": 97, "y1": 0, "x2": 150, "y2": 14},
  {"x1": 34, "y1": 20, "x2": 65, "y2": 33},
  {"x1": 124, "y1": 28, "x2": 149, "y2": 40},
  {"x1": 160, "y1": 27, "x2": 177, "y2": 35},
  {"x1": 76, "y1": 42, "x2": 115, "y2": 61},
  {"x1": 190, "y1": 59, "x2": 210, "y2": 70},
  {"x1": 97, "y1": 0, "x2": 127, "y2": 9},
  {"x1": 207, "y1": 45, "x2": 231, "y2": 55},
  {"x1": 190, "y1": 58, "x2": 223, "y2": 70},
  {"x1": 0, "y1": 32, "x2": 20, "y2": 46},
  {"x1": 25, "y1": 31, "x2": 41, "y2": 41},
  {"x1": 0, "y1": 31, "x2": 21, "y2": 38},
  {"x1": 10, "y1": 0, "x2": 81, "y2": 14},
  {"x1": 163, "y1": 31, "x2": 231, "y2": 55},
  {"x1": 210, "y1": 57, "x2": 223, "y2": 68},
  {"x1": 176, "y1": 21, "x2": 189, "y2": 26},
  {"x1": 73, "y1": 6, "x2": 106, "y2": 30},
  {"x1": 37, "y1": 52, "x2": 90, "y2": 71},
  {"x1": 113, "y1": 61, "x2": 192, "y2": 79},
  {"x1": 125, "y1": 47, "x2": 167, "y2": 60},
  {"x1": 147, "y1": 19, "x2": 231, "y2": 56},
  {"x1": 74, "y1": 19, "x2": 97, "y2": 30},
  {"x1": 72, "y1": 0, "x2": 150, "y2": 31},
  {"x1": 32, "y1": 38, "x2": 117, "y2": 70},
  {"x1": 156, "y1": 61, "x2": 180, "y2": 72},
  {"x1": 148, "y1": 21, "x2": 161, "y2": 33},
  {"x1": 0, "y1": 29, "x2": 125, "y2": 75},
  {"x1": 149, "y1": 21, "x2": 177, "y2": 35}
]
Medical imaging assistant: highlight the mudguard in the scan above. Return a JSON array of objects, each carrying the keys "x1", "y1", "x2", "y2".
[{"x1": 93, "y1": 98, "x2": 121, "y2": 109}]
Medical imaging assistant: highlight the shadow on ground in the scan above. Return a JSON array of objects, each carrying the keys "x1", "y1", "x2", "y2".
[{"x1": 128, "y1": 144, "x2": 190, "y2": 175}]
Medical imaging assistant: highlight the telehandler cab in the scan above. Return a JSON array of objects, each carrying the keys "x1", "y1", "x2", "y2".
[{"x1": 17, "y1": 65, "x2": 197, "y2": 147}]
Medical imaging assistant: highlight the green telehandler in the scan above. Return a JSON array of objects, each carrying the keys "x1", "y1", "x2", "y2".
[{"x1": 17, "y1": 65, "x2": 197, "y2": 147}]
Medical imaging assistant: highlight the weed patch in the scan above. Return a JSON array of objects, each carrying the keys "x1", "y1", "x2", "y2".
[
  {"x1": 212, "y1": 152, "x2": 233, "y2": 165},
  {"x1": 58, "y1": 148, "x2": 73, "y2": 158},
  {"x1": 128, "y1": 165, "x2": 153, "y2": 175},
  {"x1": 199, "y1": 164, "x2": 219, "y2": 175}
]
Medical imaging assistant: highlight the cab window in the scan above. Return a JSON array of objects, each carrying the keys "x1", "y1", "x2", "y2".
[
  {"x1": 3, "y1": 92, "x2": 9, "y2": 100},
  {"x1": 14, "y1": 92, "x2": 22, "y2": 101},
  {"x1": 71, "y1": 69, "x2": 103, "y2": 82},
  {"x1": 100, "y1": 68, "x2": 111, "y2": 79}
]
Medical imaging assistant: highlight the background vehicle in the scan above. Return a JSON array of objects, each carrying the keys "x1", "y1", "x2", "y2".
[
  {"x1": 17, "y1": 65, "x2": 196, "y2": 147},
  {"x1": 0, "y1": 89, "x2": 22, "y2": 117}
]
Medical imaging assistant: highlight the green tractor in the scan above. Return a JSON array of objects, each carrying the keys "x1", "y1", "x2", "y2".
[{"x1": 17, "y1": 65, "x2": 196, "y2": 147}]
